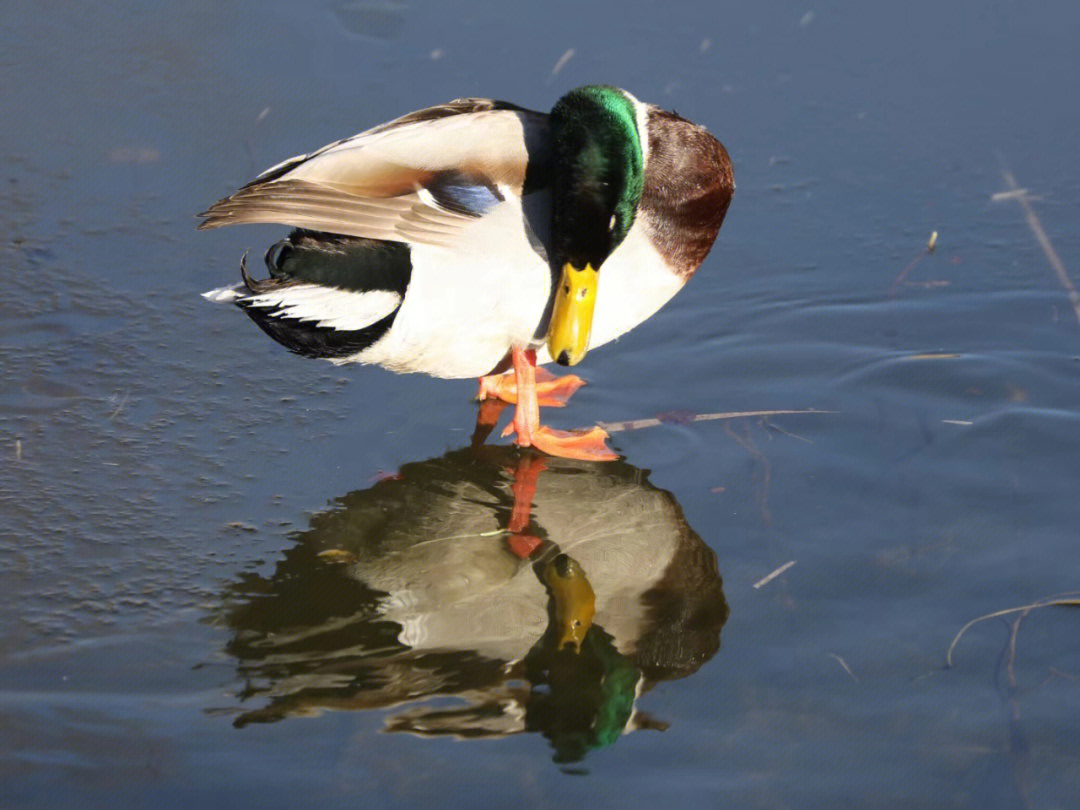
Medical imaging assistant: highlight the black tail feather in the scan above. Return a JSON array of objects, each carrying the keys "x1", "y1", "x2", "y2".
[
  {"x1": 238, "y1": 251, "x2": 278, "y2": 294},
  {"x1": 226, "y1": 232, "x2": 411, "y2": 361},
  {"x1": 239, "y1": 304, "x2": 399, "y2": 360}
]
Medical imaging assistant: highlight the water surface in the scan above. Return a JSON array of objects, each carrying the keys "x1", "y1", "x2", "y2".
[{"x1": 2, "y1": 1, "x2": 1079, "y2": 807}]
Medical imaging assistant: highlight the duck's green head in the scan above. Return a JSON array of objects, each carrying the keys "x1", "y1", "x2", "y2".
[{"x1": 548, "y1": 85, "x2": 645, "y2": 366}]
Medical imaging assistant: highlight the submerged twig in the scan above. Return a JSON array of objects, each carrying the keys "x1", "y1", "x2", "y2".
[
  {"x1": 547, "y1": 49, "x2": 575, "y2": 83},
  {"x1": 1001, "y1": 609, "x2": 1033, "y2": 807},
  {"x1": 946, "y1": 598, "x2": 1080, "y2": 668},
  {"x1": 995, "y1": 157, "x2": 1080, "y2": 325},
  {"x1": 106, "y1": 392, "x2": 129, "y2": 422},
  {"x1": 763, "y1": 419, "x2": 813, "y2": 443},
  {"x1": 1046, "y1": 667, "x2": 1080, "y2": 685},
  {"x1": 888, "y1": 232, "x2": 939, "y2": 298},
  {"x1": 725, "y1": 420, "x2": 774, "y2": 526},
  {"x1": 828, "y1": 653, "x2": 858, "y2": 682}
]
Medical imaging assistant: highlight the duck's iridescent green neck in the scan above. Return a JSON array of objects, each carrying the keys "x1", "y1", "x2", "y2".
[{"x1": 550, "y1": 86, "x2": 644, "y2": 268}]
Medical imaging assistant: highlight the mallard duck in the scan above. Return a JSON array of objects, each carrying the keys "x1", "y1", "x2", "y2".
[{"x1": 199, "y1": 85, "x2": 733, "y2": 460}]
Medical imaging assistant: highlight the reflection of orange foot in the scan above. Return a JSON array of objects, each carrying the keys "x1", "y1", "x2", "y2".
[
  {"x1": 475, "y1": 398, "x2": 508, "y2": 430},
  {"x1": 508, "y1": 454, "x2": 546, "y2": 533},
  {"x1": 470, "y1": 398, "x2": 508, "y2": 448},
  {"x1": 478, "y1": 367, "x2": 585, "y2": 407},
  {"x1": 503, "y1": 453, "x2": 546, "y2": 559},
  {"x1": 506, "y1": 533, "x2": 542, "y2": 560}
]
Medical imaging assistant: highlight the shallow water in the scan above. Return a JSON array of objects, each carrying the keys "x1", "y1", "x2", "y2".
[{"x1": 2, "y1": 1, "x2": 1079, "y2": 807}]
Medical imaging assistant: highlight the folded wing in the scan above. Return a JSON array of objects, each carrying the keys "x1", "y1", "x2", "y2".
[{"x1": 198, "y1": 99, "x2": 551, "y2": 249}]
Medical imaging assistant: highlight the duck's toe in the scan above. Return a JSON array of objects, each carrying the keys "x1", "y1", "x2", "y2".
[
  {"x1": 527, "y1": 425, "x2": 619, "y2": 462},
  {"x1": 535, "y1": 372, "x2": 586, "y2": 407},
  {"x1": 477, "y1": 369, "x2": 586, "y2": 407}
]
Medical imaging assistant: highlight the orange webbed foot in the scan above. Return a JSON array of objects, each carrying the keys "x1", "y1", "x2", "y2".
[
  {"x1": 502, "y1": 422, "x2": 618, "y2": 462},
  {"x1": 478, "y1": 369, "x2": 586, "y2": 407},
  {"x1": 496, "y1": 346, "x2": 617, "y2": 462},
  {"x1": 534, "y1": 369, "x2": 586, "y2": 407},
  {"x1": 531, "y1": 425, "x2": 619, "y2": 462},
  {"x1": 477, "y1": 373, "x2": 516, "y2": 403}
]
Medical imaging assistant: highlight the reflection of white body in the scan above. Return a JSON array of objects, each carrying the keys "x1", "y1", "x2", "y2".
[
  {"x1": 362, "y1": 467, "x2": 683, "y2": 662},
  {"x1": 226, "y1": 452, "x2": 726, "y2": 736}
]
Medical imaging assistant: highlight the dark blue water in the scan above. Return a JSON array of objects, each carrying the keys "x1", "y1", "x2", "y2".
[{"x1": 2, "y1": 2, "x2": 1078, "y2": 807}]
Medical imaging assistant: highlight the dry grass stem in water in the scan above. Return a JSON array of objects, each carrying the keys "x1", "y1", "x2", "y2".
[
  {"x1": 994, "y1": 158, "x2": 1080, "y2": 325},
  {"x1": 945, "y1": 596, "x2": 1080, "y2": 668}
]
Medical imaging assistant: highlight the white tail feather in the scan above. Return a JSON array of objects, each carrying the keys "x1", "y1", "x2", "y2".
[
  {"x1": 238, "y1": 284, "x2": 402, "y2": 331},
  {"x1": 202, "y1": 284, "x2": 244, "y2": 303}
]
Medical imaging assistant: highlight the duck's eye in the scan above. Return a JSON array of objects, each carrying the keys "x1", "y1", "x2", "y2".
[{"x1": 609, "y1": 214, "x2": 617, "y2": 231}]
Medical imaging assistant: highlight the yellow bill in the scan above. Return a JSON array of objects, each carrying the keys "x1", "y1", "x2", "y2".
[{"x1": 547, "y1": 262, "x2": 598, "y2": 366}]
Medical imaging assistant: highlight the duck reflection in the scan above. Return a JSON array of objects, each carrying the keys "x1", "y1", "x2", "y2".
[{"x1": 220, "y1": 446, "x2": 728, "y2": 763}]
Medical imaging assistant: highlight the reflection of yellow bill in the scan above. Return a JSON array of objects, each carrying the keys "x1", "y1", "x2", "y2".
[
  {"x1": 543, "y1": 555, "x2": 596, "y2": 652},
  {"x1": 547, "y1": 262, "x2": 598, "y2": 366}
]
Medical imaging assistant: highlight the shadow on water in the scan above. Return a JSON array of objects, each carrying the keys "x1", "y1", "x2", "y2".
[{"x1": 215, "y1": 445, "x2": 728, "y2": 765}]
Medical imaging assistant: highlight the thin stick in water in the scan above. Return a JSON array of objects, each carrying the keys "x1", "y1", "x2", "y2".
[
  {"x1": 753, "y1": 559, "x2": 796, "y2": 589},
  {"x1": 595, "y1": 408, "x2": 833, "y2": 434}
]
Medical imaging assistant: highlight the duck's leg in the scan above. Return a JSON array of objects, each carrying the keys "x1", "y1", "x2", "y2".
[
  {"x1": 501, "y1": 347, "x2": 618, "y2": 462},
  {"x1": 473, "y1": 360, "x2": 586, "y2": 447},
  {"x1": 477, "y1": 366, "x2": 585, "y2": 407}
]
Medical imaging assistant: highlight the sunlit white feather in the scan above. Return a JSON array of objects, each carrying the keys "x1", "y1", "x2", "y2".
[{"x1": 247, "y1": 285, "x2": 402, "y2": 330}]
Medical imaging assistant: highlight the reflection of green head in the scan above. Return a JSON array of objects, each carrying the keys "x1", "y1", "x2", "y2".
[{"x1": 524, "y1": 625, "x2": 641, "y2": 764}]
